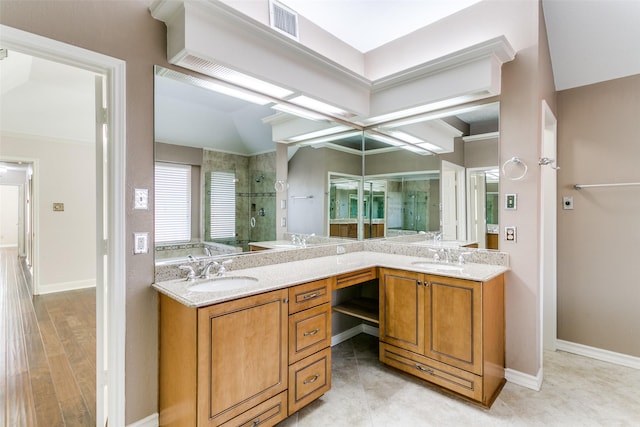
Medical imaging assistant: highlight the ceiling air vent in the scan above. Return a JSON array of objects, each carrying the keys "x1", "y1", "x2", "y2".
[{"x1": 269, "y1": 0, "x2": 299, "y2": 41}]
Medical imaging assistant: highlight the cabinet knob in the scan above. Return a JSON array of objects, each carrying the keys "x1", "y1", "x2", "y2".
[
  {"x1": 252, "y1": 418, "x2": 261, "y2": 426},
  {"x1": 416, "y1": 280, "x2": 422, "y2": 286},
  {"x1": 283, "y1": 298, "x2": 289, "y2": 304}
]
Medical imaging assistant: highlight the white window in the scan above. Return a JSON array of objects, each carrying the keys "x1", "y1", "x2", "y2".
[
  {"x1": 155, "y1": 162, "x2": 191, "y2": 243},
  {"x1": 210, "y1": 171, "x2": 236, "y2": 239}
]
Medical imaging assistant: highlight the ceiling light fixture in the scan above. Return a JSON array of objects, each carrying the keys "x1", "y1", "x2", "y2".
[
  {"x1": 289, "y1": 95, "x2": 353, "y2": 119},
  {"x1": 157, "y1": 68, "x2": 273, "y2": 106}
]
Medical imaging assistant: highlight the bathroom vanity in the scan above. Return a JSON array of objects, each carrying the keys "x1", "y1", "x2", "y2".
[{"x1": 154, "y1": 249, "x2": 507, "y2": 426}]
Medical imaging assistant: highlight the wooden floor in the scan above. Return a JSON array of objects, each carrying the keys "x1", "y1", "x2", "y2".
[{"x1": 0, "y1": 248, "x2": 96, "y2": 426}]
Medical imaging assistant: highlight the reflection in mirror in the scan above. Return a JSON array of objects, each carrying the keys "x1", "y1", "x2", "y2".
[
  {"x1": 468, "y1": 168, "x2": 500, "y2": 249},
  {"x1": 328, "y1": 173, "x2": 362, "y2": 239},
  {"x1": 154, "y1": 64, "x2": 501, "y2": 259},
  {"x1": 154, "y1": 66, "x2": 280, "y2": 263},
  {"x1": 366, "y1": 101, "x2": 500, "y2": 245}
]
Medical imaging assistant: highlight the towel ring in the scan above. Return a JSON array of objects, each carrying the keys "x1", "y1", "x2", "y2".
[
  {"x1": 274, "y1": 179, "x2": 288, "y2": 192},
  {"x1": 502, "y1": 157, "x2": 528, "y2": 181}
]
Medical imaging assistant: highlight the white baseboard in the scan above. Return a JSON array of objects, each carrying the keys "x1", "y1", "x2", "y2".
[
  {"x1": 505, "y1": 367, "x2": 543, "y2": 391},
  {"x1": 556, "y1": 339, "x2": 640, "y2": 370},
  {"x1": 331, "y1": 324, "x2": 379, "y2": 346},
  {"x1": 127, "y1": 413, "x2": 158, "y2": 427},
  {"x1": 36, "y1": 279, "x2": 96, "y2": 295}
]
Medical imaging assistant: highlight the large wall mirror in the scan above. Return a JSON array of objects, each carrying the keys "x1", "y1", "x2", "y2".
[{"x1": 153, "y1": 66, "x2": 500, "y2": 265}]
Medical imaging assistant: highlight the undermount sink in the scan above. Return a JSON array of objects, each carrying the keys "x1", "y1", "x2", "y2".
[
  {"x1": 188, "y1": 276, "x2": 259, "y2": 292},
  {"x1": 411, "y1": 262, "x2": 464, "y2": 271}
]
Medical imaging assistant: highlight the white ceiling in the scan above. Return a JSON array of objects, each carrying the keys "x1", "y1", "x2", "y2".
[
  {"x1": 278, "y1": 0, "x2": 483, "y2": 53},
  {"x1": 279, "y1": 0, "x2": 640, "y2": 91},
  {"x1": 3, "y1": 1, "x2": 639, "y2": 152}
]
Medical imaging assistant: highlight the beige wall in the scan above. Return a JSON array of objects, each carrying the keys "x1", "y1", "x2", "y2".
[
  {"x1": 0, "y1": 1, "x2": 167, "y2": 422},
  {"x1": 1, "y1": 135, "x2": 96, "y2": 291},
  {"x1": 0, "y1": 0, "x2": 568, "y2": 422},
  {"x1": 557, "y1": 74, "x2": 640, "y2": 357}
]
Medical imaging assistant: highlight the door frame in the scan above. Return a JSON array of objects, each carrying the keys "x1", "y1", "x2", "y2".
[
  {"x1": 0, "y1": 25, "x2": 127, "y2": 426},
  {"x1": 540, "y1": 100, "x2": 558, "y2": 357}
]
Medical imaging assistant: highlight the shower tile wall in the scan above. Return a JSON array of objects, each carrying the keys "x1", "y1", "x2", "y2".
[{"x1": 203, "y1": 149, "x2": 276, "y2": 250}]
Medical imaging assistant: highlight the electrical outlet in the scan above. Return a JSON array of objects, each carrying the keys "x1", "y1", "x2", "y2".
[
  {"x1": 505, "y1": 226, "x2": 517, "y2": 242},
  {"x1": 563, "y1": 196, "x2": 574, "y2": 210}
]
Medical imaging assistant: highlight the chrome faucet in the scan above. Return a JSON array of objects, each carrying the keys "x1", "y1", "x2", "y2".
[
  {"x1": 291, "y1": 234, "x2": 306, "y2": 247},
  {"x1": 199, "y1": 261, "x2": 218, "y2": 279},
  {"x1": 178, "y1": 265, "x2": 196, "y2": 281},
  {"x1": 429, "y1": 247, "x2": 450, "y2": 263},
  {"x1": 200, "y1": 259, "x2": 232, "y2": 279},
  {"x1": 204, "y1": 246, "x2": 212, "y2": 257}
]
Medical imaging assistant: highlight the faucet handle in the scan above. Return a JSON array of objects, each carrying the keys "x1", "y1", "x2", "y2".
[
  {"x1": 178, "y1": 265, "x2": 196, "y2": 281},
  {"x1": 458, "y1": 252, "x2": 472, "y2": 265},
  {"x1": 428, "y1": 248, "x2": 440, "y2": 262}
]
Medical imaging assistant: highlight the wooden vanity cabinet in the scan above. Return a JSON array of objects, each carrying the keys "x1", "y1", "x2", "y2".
[
  {"x1": 287, "y1": 279, "x2": 332, "y2": 415},
  {"x1": 159, "y1": 289, "x2": 289, "y2": 427},
  {"x1": 379, "y1": 268, "x2": 505, "y2": 407}
]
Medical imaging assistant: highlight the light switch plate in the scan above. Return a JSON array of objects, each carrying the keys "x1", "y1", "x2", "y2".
[
  {"x1": 53, "y1": 202, "x2": 64, "y2": 212},
  {"x1": 134, "y1": 232, "x2": 149, "y2": 254},
  {"x1": 505, "y1": 194, "x2": 517, "y2": 210},
  {"x1": 134, "y1": 188, "x2": 149, "y2": 210}
]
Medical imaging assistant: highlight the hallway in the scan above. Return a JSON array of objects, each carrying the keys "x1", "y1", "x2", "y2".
[{"x1": 0, "y1": 248, "x2": 96, "y2": 426}]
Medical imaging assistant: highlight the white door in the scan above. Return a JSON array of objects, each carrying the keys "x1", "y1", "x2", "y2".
[
  {"x1": 441, "y1": 161, "x2": 465, "y2": 240},
  {"x1": 541, "y1": 100, "x2": 558, "y2": 353},
  {"x1": 467, "y1": 171, "x2": 487, "y2": 248}
]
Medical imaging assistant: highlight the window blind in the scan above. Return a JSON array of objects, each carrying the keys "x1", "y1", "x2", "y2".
[
  {"x1": 155, "y1": 163, "x2": 191, "y2": 243},
  {"x1": 210, "y1": 171, "x2": 236, "y2": 239}
]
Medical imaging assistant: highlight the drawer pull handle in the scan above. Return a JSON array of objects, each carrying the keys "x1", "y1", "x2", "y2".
[
  {"x1": 303, "y1": 292, "x2": 319, "y2": 300},
  {"x1": 416, "y1": 365, "x2": 434, "y2": 375},
  {"x1": 252, "y1": 418, "x2": 260, "y2": 426},
  {"x1": 303, "y1": 328, "x2": 320, "y2": 336},
  {"x1": 303, "y1": 374, "x2": 319, "y2": 384}
]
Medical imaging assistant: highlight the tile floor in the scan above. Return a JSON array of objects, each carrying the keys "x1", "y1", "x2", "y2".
[{"x1": 278, "y1": 333, "x2": 640, "y2": 426}]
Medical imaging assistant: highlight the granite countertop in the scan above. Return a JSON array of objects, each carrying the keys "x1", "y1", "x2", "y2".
[{"x1": 152, "y1": 251, "x2": 508, "y2": 308}]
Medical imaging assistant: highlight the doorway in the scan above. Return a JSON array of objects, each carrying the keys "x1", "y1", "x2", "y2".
[
  {"x1": 441, "y1": 160, "x2": 466, "y2": 240},
  {"x1": 0, "y1": 25, "x2": 126, "y2": 426}
]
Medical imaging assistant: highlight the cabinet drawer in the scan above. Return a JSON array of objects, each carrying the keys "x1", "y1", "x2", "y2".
[
  {"x1": 380, "y1": 343, "x2": 482, "y2": 402},
  {"x1": 288, "y1": 348, "x2": 331, "y2": 415},
  {"x1": 334, "y1": 268, "x2": 378, "y2": 290},
  {"x1": 219, "y1": 391, "x2": 287, "y2": 427},
  {"x1": 289, "y1": 303, "x2": 331, "y2": 363},
  {"x1": 288, "y1": 279, "x2": 331, "y2": 314}
]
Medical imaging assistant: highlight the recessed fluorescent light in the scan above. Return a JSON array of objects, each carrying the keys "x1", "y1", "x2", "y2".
[
  {"x1": 289, "y1": 95, "x2": 352, "y2": 118},
  {"x1": 284, "y1": 125, "x2": 352, "y2": 143},
  {"x1": 158, "y1": 68, "x2": 273, "y2": 106},
  {"x1": 272, "y1": 103, "x2": 327, "y2": 121},
  {"x1": 367, "y1": 133, "x2": 405, "y2": 147},
  {"x1": 385, "y1": 130, "x2": 423, "y2": 144},
  {"x1": 180, "y1": 59, "x2": 294, "y2": 99},
  {"x1": 296, "y1": 130, "x2": 361, "y2": 146},
  {"x1": 363, "y1": 93, "x2": 485, "y2": 126},
  {"x1": 416, "y1": 142, "x2": 443, "y2": 152}
]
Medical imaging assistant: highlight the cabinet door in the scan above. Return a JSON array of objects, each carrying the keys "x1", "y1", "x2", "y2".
[
  {"x1": 424, "y1": 275, "x2": 482, "y2": 375},
  {"x1": 198, "y1": 289, "x2": 288, "y2": 426},
  {"x1": 379, "y1": 268, "x2": 424, "y2": 354}
]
